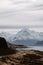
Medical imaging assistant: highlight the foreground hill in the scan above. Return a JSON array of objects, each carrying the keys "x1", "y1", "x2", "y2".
[
  {"x1": 0, "y1": 50, "x2": 43, "y2": 65},
  {"x1": 0, "y1": 37, "x2": 16, "y2": 56},
  {"x1": 0, "y1": 37, "x2": 43, "y2": 65}
]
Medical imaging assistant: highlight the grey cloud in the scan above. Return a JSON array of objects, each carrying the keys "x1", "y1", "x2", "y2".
[
  {"x1": 11, "y1": 0, "x2": 43, "y2": 9},
  {"x1": 0, "y1": 0, "x2": 43, "y2": 12},
  {"x1": 0, "y1": 0, "x2": 43, "y2": 27},
  {"x1": 0, "y1": 9, "x2": 43, "y2": 26}
]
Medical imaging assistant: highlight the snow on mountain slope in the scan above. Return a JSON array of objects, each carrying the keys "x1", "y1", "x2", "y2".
[
  {"x1": 0, "y1": 32, "x2": 13, "y2": 42},
  {"x1": 12, "y1": 28, "x2": 43, "y2": 41},
  {"x1": 11, "y1": 28, "x2": 43, "y2": 46},
  {"x1": 0, "y1": 28, "x2": 43, "y2": 46}
]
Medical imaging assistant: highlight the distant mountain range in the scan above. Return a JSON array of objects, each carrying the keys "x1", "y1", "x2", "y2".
[
  {"x1": 11, "y1": 28, "x2": 43, "y2": 46},
  {"x1": 0, "y1": 28, "x2": 43, "y2": 46},
  {"x1": 12, "y1": 28, "x2": 43, "y2": 41},
  {"x1": 36, "y1": 41, "x2": 43, "y2": 46}
]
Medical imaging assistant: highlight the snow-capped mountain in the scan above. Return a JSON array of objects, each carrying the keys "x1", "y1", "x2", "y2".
[
  {"x1": 0, "y1": 28, "x2": 43, "y2": 46},
  {"x1": 11, "y1": 28, "x2": 43, "y2": 46},
  {"x1": 12, "y1": 28, "x2": 43, "y2": 41}
]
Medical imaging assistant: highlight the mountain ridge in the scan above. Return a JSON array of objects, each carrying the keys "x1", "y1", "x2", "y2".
[{"x1": 0, "y1": 28, "x2": 43, "y2": 46}]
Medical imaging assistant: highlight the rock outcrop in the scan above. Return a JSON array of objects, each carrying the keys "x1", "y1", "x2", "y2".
[
  {"x1": 0, "y1": 37, "x2": 16, "y2": 56},
  {"x1": 0, "y1": 37, "x2": 8, "y2": 49}
]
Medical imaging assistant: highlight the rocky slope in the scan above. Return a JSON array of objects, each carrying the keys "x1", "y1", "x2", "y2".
[
  {"x1": 0, "y1": 37, "x2": 43, "y2": 65},
  {"x1": 0, "y1": 50, "x2": 43, "y2": 65},
  {"x1": 0, "y1": 37, "x2": 16, "y2": 56},
  {"x1": 0, "y1": 37, "x2": 8, "y2": 49}
]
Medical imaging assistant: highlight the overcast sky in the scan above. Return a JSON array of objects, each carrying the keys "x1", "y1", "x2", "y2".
[{"x1": 0, "y1": 0, "x2": 43, "y2": 28}]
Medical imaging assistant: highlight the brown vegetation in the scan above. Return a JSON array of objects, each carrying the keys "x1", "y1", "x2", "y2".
[{"x1": 0, "y1": 50, "x2": 43, "y2": 65}]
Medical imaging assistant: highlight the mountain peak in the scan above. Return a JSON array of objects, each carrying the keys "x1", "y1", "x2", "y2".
[{"x1": 12, "y1": 27, "x2": 43, "y2": 41}]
